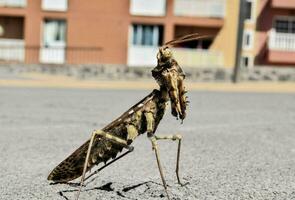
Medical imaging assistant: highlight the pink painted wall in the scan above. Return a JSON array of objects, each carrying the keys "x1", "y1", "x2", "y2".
[
  {"x1": 268, "y1": 51, "x2": 295, "y2": 65},
  {"x1": 272, "y1": 0, "x2": 295, "y2": 9}
]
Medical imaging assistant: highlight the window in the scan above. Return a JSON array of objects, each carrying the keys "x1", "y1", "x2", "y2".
[
  {"x1": 245, "y1": 0, "x2": 254, "y2": 21},
  {"x1": 132, "y1": 24, "x2": 163, "y2": 46},
  {"x1": 40, "y1": 19, "x2": 66, "y2": 64},
  {"x1": 241, "y1": 56, "x2": 253, "y2": 68},
  {"x1": 275, "y1": 18, "x2": 295, "y2": 33},
  {"x1": 243, "y1": 30, "x2": 254, "y2": 50},
  {"x1": 43, "y1": 19, "x2": 66, "y2": 47}
]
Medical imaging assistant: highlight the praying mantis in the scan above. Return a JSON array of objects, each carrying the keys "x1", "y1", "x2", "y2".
[{"x1": 48, "y1": 33, "x2": 204, "y2": 200}]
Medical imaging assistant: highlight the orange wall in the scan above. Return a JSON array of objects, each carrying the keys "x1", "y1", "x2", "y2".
[{"x1": 66, "y1": 0, "x2": 130, "y2": 64}]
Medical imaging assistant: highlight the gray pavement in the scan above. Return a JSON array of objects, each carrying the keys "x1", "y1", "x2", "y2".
[{"x1": 0, "y1": 87, "x2": 295, "y2": 200}]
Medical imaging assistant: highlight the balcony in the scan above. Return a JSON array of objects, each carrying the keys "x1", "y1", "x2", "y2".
[
  {"x1": 174, "y1": 0, "x2": 226, "y2": 18},
  {"x1": 272, "y1": 0, "x2": 295, "y2": 9},
  {"x1": 0, "y1": 39, "x2": 25, "y2": 62},
  {"x1": 267, "y1": 30, "x2": 295, "y2": 64},
  {"x1": 129, "y1": 0, "x2": 166, "y2": 16},
  {"x1": 127, "y1": 45, "x2": 223, "y2": 67},
  {"x1": 0, "y1": 0, "x2": 26, "y2": 7},
  {"x1": 42, "y1": 0, "x2": 68, "y2": 11}
]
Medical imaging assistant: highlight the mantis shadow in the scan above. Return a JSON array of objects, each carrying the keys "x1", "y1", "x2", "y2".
[{"x1": 57, "y1": 181, "x2": 167, "y2": 200}]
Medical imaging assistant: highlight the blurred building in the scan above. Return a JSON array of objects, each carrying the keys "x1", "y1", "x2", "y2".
[
  {"x1": 0, "y1": 0, "x2": 240, "y2": 68},
  {"x1": 1, "y1": 0, "x2": 293, "y2": 69},
  {"x1": 242, "y1": 0, "x2": 295, "y2": 68}
]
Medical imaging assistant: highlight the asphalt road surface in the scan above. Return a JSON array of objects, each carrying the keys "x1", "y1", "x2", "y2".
[{"x1": 0, "y1": 87, "x2": 294, "y2": 200}]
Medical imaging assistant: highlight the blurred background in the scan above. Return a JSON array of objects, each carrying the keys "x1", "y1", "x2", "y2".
[
  {"x1": 0, "y1": 0, "x2": 294, "y2": 82},
  {"x1": 1, "y1": 1, "x2": 295, "y2": 199}
]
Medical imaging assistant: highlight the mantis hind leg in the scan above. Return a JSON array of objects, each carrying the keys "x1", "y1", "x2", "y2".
[{"x1": 75, "y1": 130, "x2": 133, "y2": 200}]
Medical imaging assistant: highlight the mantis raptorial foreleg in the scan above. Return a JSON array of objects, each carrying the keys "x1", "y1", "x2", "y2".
[
  {"x1": 76, "y1": 130, "x2": 133, "y2": 200},
  {"x1": 162, "y1": 68, "x2": 186, "y2": 120}
]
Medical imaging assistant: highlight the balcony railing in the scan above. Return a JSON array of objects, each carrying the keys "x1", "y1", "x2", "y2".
[
  {"x1": 130, "y1": 0, "x2": 166, "y2": 16},
  {"x1": 0, "y1": 45, "x2": 102, "y2": 64},
  {"x1": 127, "y1": 45, "x2": 223, "y2": 67},
  {"x1": 174, "y1": 0, "x2": 226, "y2": 18},
  {"x1": 0, "y1": 39, "x2": 25, "y2": 62},
  {"x1": 40, "y1": 46, "x2": 66, "y2": 64},
  {"x1": 268, "y1": 30, "x2": 295, "y2": 51},
  {"x1": 173, "y1": 48, "x2": 223, "y2": 67},
  {"x1": 0, "y1": 0, "x2": 26, "y2": 7}
]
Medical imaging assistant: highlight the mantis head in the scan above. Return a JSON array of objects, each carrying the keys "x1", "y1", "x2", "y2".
[{"x1": 156, "y1": 46, "x2": 173, "y2": 64}]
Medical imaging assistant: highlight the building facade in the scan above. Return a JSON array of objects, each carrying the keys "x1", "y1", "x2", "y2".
[
  {"x1": 0, "y1": 0, "x2": 240, "y2": 68},
  {"x1": 241, "y1": 0, "x2": 295, "y2": 68}
]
